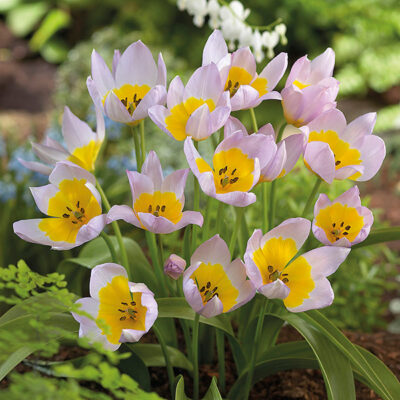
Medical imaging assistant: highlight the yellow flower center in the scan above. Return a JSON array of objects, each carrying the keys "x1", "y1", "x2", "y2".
[
  {"x1": 196, "y1": 148, "x2": 255, "y2": 194},
  {"x1": 252, "y1": 236, "x2": 315, "y2": 308},
  {"x1": 190, "y1": 262, "x2": 239, "y2": 313},
  {"x1": 225, "y1": 66, "x2": 253, "y2": 97},
  {"x1": 315, "y1": 202, "x2": 364, "y2": 243},
  {"x1": 97, "y1": 275, "x2": 147, "y2": 344},
  {"x1": 293, "y1": 79, "x2": 310, "y2": 90},
  {"x1": 103, "y1": 84, "x2": 151, "y2": 124},
  {"x1": 38, "y1": 178, "x2": 101, "y2": 243},
  {"x1": 165, "y1": 97, "x2": 216, "y2": 141},
  {"x1": 67, "y1": 140, "x2": 101, "y2": 172},
  {"x1": 308, "y1": 130, "x2": 362, "y2": 179},
  {"x1": 133, "y1": 191, "x2": 183, "y2": 226}
]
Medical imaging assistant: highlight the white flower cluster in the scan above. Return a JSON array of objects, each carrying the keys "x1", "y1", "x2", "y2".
[{"x1": 177, "y1": 0, "x2": 287, "y2": 62}]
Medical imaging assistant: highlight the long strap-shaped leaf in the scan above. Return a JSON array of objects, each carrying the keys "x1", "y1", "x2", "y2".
[{"x1": 229, "y1": 310, "x2": 356, "y2": 400}]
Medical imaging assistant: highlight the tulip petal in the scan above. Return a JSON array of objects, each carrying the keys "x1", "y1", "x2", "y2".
[
  {"x1": 74, "y1": 214, "x2": 107, "y2": 248},
  {"x1": 167, "y1": 76, "x2": 185, "y2": 109},
  {"x1": 161, "y1": 169, "x2": 188, "y2": 199},
  {"x1": 91, "y1": 50, "x2": 115, "y2": 98},
  {"x1": 307, "y1": 108, "x2": 347, "y2": 137},
  {"x1": 174, "y1": 211, "x2": 204, "y2": 230},
  {"x1": 90, "y1": 263, "x2": 128, "y2": 300},
  {"x1": 354, "y1": 134, "x2": 385, "y2": 181},
  {"x1": 259, "y1": 52, "x2": 288, "y2": 91},
  {"x1": 18, "y1": 159, "x2": 52, "y2": 175},
  {"x1": 259, "y1": 280, "x2": 290, "y2": 299},
  {"x1": 156, "y1": 53, "x2": 167, "y2": 86},
  {"x1": 304, "y1": 141, "x2": 335, "y2": 183},
  {"x1": 186, "y1": 103, "x2": 211, "y2": 140},
  {"x1": 132, "y1": 85, "x2": 167, "y2": 121},
  {"x1": 224, "y1": 116, "x2": 247, "y2": 138},
  {"x1": 230, "y1": 84, "x2": 260, "y2": 111},
  {"x1": 13, "y1": 219, "x2": 59, "y2": 248},
  {"x1": 138, "y1": 212, "x2": 177, "y2": 234},
  {"x1": 191, "y1": 234, "x2": 230, "y2": 269},
  {"x1": 148, "y1": 105, "x2": 172, "y2": 137},
  {"x1": 215, "y1": 191, "x2": 256, "y2": 207},
  {"x1": 141, "y1": 151, "x2": 164, "y2": 190},
  {"x1": 201, "y1": 295, "x2": 224, "y2": 318},
  {"x1": 107, "y1": 205, "x2": 141, "y2": 228},
  {"x1": 49, "y1": 161, "x2": 96, "y2": 186},
  {"x1": 116, "y1": 40, "x2": 157, "y2": 87},
  {"x1": 202, "y1": 30, "x2": 228, "y2": 65},
  {"x1": 32, "y1": 143, "x2": 68, "y2": 165},
  {"x1": 281, "y1": 133, "x2": 305, "y2": 175},
  {"x1": 30, "y1": 184, "x2": 58, "y2": 215},
  {"x1": 310, "y1": 48, "x2": 335, "y2": 83},
  {"x1": 126, "y1": 170, "x2": 154, "y2": 202},
  {"x1": 342, "y1": 112, "x2": 376, "y2": 147},
  {"x1": 104, "y1": 92, "x2": 134, "y2": 124},
  {"x1": 231, "y1": 47, "x2": 256, "y2": 77}
]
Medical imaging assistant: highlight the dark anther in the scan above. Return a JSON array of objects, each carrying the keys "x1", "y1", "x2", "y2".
[
  {"x1": 200, "y1": 286, "x2": 205, "y2": 292},
  {"x1": 234, "y1": 82, "x2": 239, "y2": 89},
  {"x1": 268, "y1": 265, "x2": 274, "y2": 272},
  {"x1": 340, "y1": 222, "x2": 344, "y2": 227},
  {"x1": 161, "y1": 205, "x2": 166, "y2": 212},
  {"x1": 206, "y1": 282, "x2": 211, "y2": 289},
  {"x1": 332, "y1": 223, "x2": 336, "y2": 227},
  {"x1": 66, "y1": 206, "x2": 72, "y2": 212},
  {"x1": 212, "y1": 287, "x2": 218, "y2": 293},
  {"x1": 282, "y1": 278, "x2": 289, "y2": 283},
  {"x1": 281, "y1": 273, "x2": 288, "y2": 276},
  {"x1": 118, "y1": 309, "x2": 125, "y2": 313},
  {"x1": 121, "y1": 98, "x2": 128, "y2": 107},
  {"x1": 219, "y1": 168, "x2": 224, "y2": 175},
  {"x1": 148, "y1": 205, "x2": 152, "y2": 212},
  {"x1": 154, "y1": 211, "x2": 159, "y2": 217},
  {"x1": 335, "y1": 237, "x2": 339, "y2": 241},
  {"x1": 331, "y1": 231, "x2": 336, "y2": 235},
  {"x1": 220, "y1": 178, "x2": 224, "y2": 185},
  {"x1": 80, "y1": 208, "x2": 85, "y2": 214},
  {"x1": 77, "y1": 201, "x2": 80, "y2": 208},
  {"x1": 226, "y1": 80, "x2": 232, "y2": 90},
  {"x1": 121, "y1": 302, "x2": 128, "y2": 306},
  {"x1": 345, "y1": 225, "x2": 351, "y2": 230},
  {"x1": 71, "y1": 221, "x2": 78, "y2": 224},
  {"x1": 156, "y1": 205, "x2": 160, "y2": 212},
  {"x1": 269, "y1": 273, "x2": 276, "y2": 281},
  {"x1": 343, "y1": 232, "x2": 348, "y2": 236},
  {"x1": 63, "y1": 213, "x2": 70, "y2": 218},
  {"x1": 204, "y1": 290, "x2": 209, "y2": 296},
  {"x1": 223, "y1": 166, "x2": 228, "y2": 173},
  {"x1": 335, "y1": 160, "x2": 341, "y2": 166},
  {"x1": 231, "y1": 168, "x2": 237, "y2": 175},
  {"x1": 131, "y1": 301, "x2": 136, "y2": 306},
  {"x1": 120, "y1": 316, "x2": 126, "y2": 321},
  {"x1": 133, "y1": 93, "x2": 137, "y2": 102},
  {"x1": 230, "y1": 177, "x2": 239, "y2": 184},
  {"x1": 130, "y1": 316, "x2": 135, "y2": 320}
]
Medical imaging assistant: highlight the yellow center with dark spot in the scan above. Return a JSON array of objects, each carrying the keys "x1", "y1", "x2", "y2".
[
  {"x1": 38, "y1": 178, "x2": 101, "y2": 243},
  {"x1": 315, "y1": 202, "x2": 364, "y2": 243},
  {"x1": 308, "y1": 130, "x2": 362, "y2": 180},
  {"x1": 252, "y1": 236, "x2": 315, "y2": 309},
  {"x1": 97, "y1": 275, "x2": 147, "y2": 344},
  {"x1": 224, "y1": 66, "x2": 268, "y2": 98},
  {"x1": 165, "y1": 97, "x2": 216, "y2": 141},
  {"x1": 190, "y1": 262, "x2": 239, "y2": 312},
  {"x1": 133, "y1": 191, "x2": 183, "y2": 226},
  {"x1": 103, "y1": 84, "x2": 151, "y2": 124},
  {"x1": 67, "y1": 140, "x2": 101, "y2": 172},
  {"x1": 196, "y1": 148, "x2": 255, "y2": 194}
]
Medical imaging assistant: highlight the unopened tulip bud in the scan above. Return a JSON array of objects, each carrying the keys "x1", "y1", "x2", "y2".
[{"x1": 164, "y1": 254, "x2": 186, "y2": 280}]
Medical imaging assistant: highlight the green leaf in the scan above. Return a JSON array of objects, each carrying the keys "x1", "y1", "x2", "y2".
[
  {"x1": 301, "y1": 310, "x2": 400, "y2": 400},
  {"x1": 6, "y1": 2, "x2": 48, "y2": 37},
  {"x1": 0, "y1": 0, "x2": 21, "y2": 13},
  {"x1": 227, "y1": 334, "x2": 247, "y2": 375},
  {"x1": 130, "y1": 343, "x2": 192, "y2": 371},
  {"x1": 175, "y1": 375, "x2": 190, "y2": 400},
  {"x1": 59, "y1": 236, "x2": 159, "y2": 294},
  {"x1": 353, "y1": 227, "x2": 400, "y2": 249},
  {"x1": 157, "y1": 297, "x2": 234, "y2": 336},
  {"x1": 30, "y1": 8, "x2": 71, "y2": 51},
  {"x1": 203, "y1": 376, "x2": 222, "y2": 400},
  {"x1": 40, "y1": 38, "x2": 68, "y2": 63}
]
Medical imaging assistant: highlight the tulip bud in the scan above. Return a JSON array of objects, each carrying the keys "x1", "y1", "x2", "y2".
[{"x1": 164, "y1": 254, "x2": 186, "y2": 280}]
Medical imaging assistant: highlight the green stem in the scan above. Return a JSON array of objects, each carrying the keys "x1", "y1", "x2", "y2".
[
  {"x1": 145, "y1": 231, "x2": 168, "y2": 297},
  {"x1": 202, "y1": 196, "x2": 213, "y2": 241},
  {"x1": 216, "y1": 329, "x2": 226, "y2": 394},
  {"x1": 249, "y1": 108, "x2": 258, "y2": 132},
  {"x1": 267, "y1": 181, "x2": 276, "y2": 230},
  {"x1": 192, "y1": 313, "x2": 200, "y2": 400},
  {"x1": 229, "y1": 207, "x2": 245, "y2": 256},
  {"x1": 96, "y1": 180, "x2": 130, "y2": 275},
  {"x1": 192, "y1": 142, "x2": 200, "y2": 251},
  {"x1": 152, "y1": 324, "x2": 175, "y2": 399},
  {"x1": 100, "y1": 231, "x2": 118, "y2": 263},
  {"x1": 215, "y1": 201, "x2": 225, "y2": 235},
  {"x1": 243, "y1": 298, "x2": 268, "y2": 399},
  {"x1": 276, "y1": 122, "x2": 286, "y2": 143},
  {"x1": 262, "y1": 183, "x2": 268, "y2": 232},
  {"x1": 158, "y1": 234, "x2": 174, "y2": 295},
  {"x1": 131, "y1": 126, "x2": 142, "y2": 172},
  {"x1": 302, "y1": 177, "x2": 322, "y2": 217},
  {"x1": 140, "y1": 120, "x2": 146, "y2": 163}
]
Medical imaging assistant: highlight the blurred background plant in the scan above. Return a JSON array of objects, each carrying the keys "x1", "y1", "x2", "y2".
[{"x1": 0, "y1": 0, "x2": 399, "y2": 338}]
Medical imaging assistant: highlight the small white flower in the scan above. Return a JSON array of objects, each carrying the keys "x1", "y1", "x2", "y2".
[
  {"x1": 252, "y1": 30, "x2": 264, "y2": 62},
  {"x1": 262, "y1": 30, "x2": 279, "y2": 59},
  {"x1": 275, "y1": 23, "x2": 287, "y2": 45}
]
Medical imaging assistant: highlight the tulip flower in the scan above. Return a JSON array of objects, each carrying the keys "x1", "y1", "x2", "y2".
[
  {"x1": 19, "y1": 106, "x2": 105, "y2": 175},
  {"x1": 184, "y1": 131, "x2": 275, "y2": 206},
  {"x1": 183, "y1": 235, "x2": 255, "y2": 318},
  {"x1": 164, "y1": 254, "x2": 186, "y2": 280},
  {"x1": 223, "y1": 116, "x2": 305, "y2": 182},
  {"x1": 13, "y1": 161, "x2": 106, "y2": 250},
  {"x1": 244, "y1": 218, "x2": 350, "y2": 312},
  {"x1": 149, "y1": 63, "x2": 231, "y2": 141},
  {"x1": 87, "y1": 41, "x2": 167, "y2": 125},
  {"x1": 72, "y1": 263, "x2": 158, "y2": 351},
  {"x1": 313, "y1": 186, "x2": 373, "y2": 247},
  {"x1": 202, "y1": 30, "x2": 288, "y2": 110},
  {"x1": 304, "y1": 109, "x2": 386, "y2": 183},
  {"x1": 107, "y1": 151, "x2": 203, "y2": 234},
  {"x1": 282, "y1": 48, "x2": 339, "y2": 127}
]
